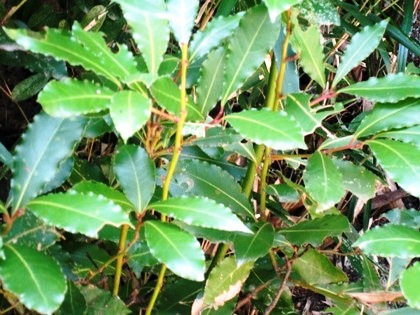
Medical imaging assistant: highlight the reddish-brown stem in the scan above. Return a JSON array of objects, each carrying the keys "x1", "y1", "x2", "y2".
[{"x1": 310, "y1": 90, "x2": 337, "y2": 107}]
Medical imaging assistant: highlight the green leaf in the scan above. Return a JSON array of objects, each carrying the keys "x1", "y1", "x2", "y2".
[
  {"x1": 299, "y1": 0, "x2": 340, "y2": 26},
  {"x1": 71, "y1": 180, "x2": 133, "y2": 212},
  {"x1": 263, "y1": 0, "x2": 302, "y2": 21},
  {"x1": 27, "y1": 192, "x2": 132, "y2": 238},
  {"x1": 4, "y1": 211, "x2": 58, "y2": 250},
  {"x1": 203, "y1": 257, "x2": 253, "y2": 309},
  {"x1": 353, "y1": 224, "x2": 420, "y2": 258},
  {"x1": 109, "y1": 90, "x2": 151, "y2": 142},
  {"x1": 114, "y1": 0, "x2": 169, "y2": 74},
  {"x1": 189, "y1": 13, "x2": 243, "y2": 62},
  {"x1": 158, "y1": 279, "x2": 203, "y2": 314},
  {"x1": 225, "y1": 109, "x2": 306, "y2": 151},
  {"x1": 266, "y1": 183, "x2": 300, "y2": 203},
  {"x1": 196, "y1": 47, "x2": 225, "y2": 117},
  {"x1": 175, "y1": 221, "x2": 235, "y2": 243},
  {"x1": 144, "y1": 220, "x2": 205, "y2": 281},
  {"x1": 332, "y1": 20, "x2": 388, "y2": 87},
  {"x1": 221, "y1": 4, "x2": 281, "y2": 105},
  {"x1": 171, "y1": 160, "x2": 253, "y2": 218},
  {"x1": 381, "y1": 209, "x2": 420, "y2": 229},
  {"x1": 376, "y1": 125, "x2": 420, "y2": 148},
  {"x1": 113, "y1": 145, "x2": 156, "y2": 212},
  {"x1": 150, "y1": 76, "x2": 204, "y2": 121},
  {"x1": 333, "y1": 159, "x2": 378, "y2": 202},
  {"x1": 127, "y1": 234, "x2": 158, "y2": 277},
  {"x1": 12, "y1": 73, "x2": 50, "y2": 102},
  {"x1": 79, "y1": 285, "x2": 131, "y2": 315},
  {"x1": 285, "y1": 93, "x2": 342, "y2": 134},
  {"x1": 71, "y1": 22, "x2": 138, "y2": 81},
  {"x1": 148, "y1": 196, "x2": 252, "y2": 233},
  {"x1": 291, "y1": 24, "x2": 325, "y2": 88},
  {"x1": 0, "y1": 142, "x2": 12, "y2": 168},
  {"x1": 292, "y1": 248, "x2": 348, "y2": 285},
  {"x1": 56, "y1": 281, "x2": 87, "y2": 315},
  {"x1": 400, "y1": 262, "x2": 420, "y2": 309},
  {"x1": 355, "y1": 98, "x2": 420, "y2": 138},
  {"x1": 192, "y1": 127, "x2": 243, "y2": 148},
  {"x1": 233, "y1": 223, "x2": 274, "y2": 263},
  {"x1": 339, "y1": 74, "x2": 420, "y2": 103},
  {"x1": 361, "y1": 254, "x2": 381, "y2": 291},
  {"x1": 10, "y1": 113, "x2": 85, "y2": 212},
  {"x1": 80, "y1": 5, "x2": 107, "y2": 32},
  {"x1": 280, "y1": 215, "x2": 349, "y2": 246},
  {"x1": 303, "y1": 152, "x2": 345, "y2": 211},
  {"x1": 167, "y1": 0, "x2": 198, "y2": 45},
  {"x1": 0, "y1": 245, "x2": 66, "y2": 315},
  {"x1": 368, "y1": 139, "x2": 420, "y2": 197},
  {"x1": 37, "y1": 78, "x2": 113, "y2": 117}
]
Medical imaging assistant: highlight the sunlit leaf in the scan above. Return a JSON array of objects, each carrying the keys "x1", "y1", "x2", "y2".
[
  {"x1": 299, "y1": 0, "x2": 340, "y2": 25},
  {"x1": 109, "y1": 90, "x2": 151, "y2": 142},
  {"x1": 376, "y1": 125, "x2": 420, "y2": 148},
  {"x1": 332, "y1": 20, "x2": 388, "y2": 87},
  {"x1": 221, "y1": 4, "x2": 281, "y2": 105},
  {"x1": 292, "y1": 249, "x2": 348, "y2": 285},
  {"x1": 263, "y1": 0, "x2": 302, "y2": 21},
  {"x1": 0, "y1": 245, "x2": 66, "y2": 315},
  {"x1": 280, "y1": 215, "x2": 349, "y2": 246},
  {"x1": 113, "y1": 145, "x2": 156, "y2": 212},
  {"x1": 27, "y1": 192, "x2": 132, "y2": 238},
  {"x1": 149, "y1": 196, "x2": 252, "y2": 233},
  {"x1": 144, "y1": 220, "x2": 205, "y2": 281},
  {"x1": 10, "y1": 113, "x2": 85, "y2": 212},
  {"x1": 114, "y1": 0, "x2": 169, "y2": 74},
  {"x1": 353, "y1": 224, "x2": 420, "y2": 258},
  {"x1": 368, "y1": 139, "x2": 420, "y2": 197},
  {"x1": 400, "y1": 263, "x2": 420, "y2": 309},
  {"x1": 339, "y1": 74, "x2": 420, "y2": 103},
  {"x1": 225, "y1": 109, "x2": 306, "y2": 151},
  {"x1": 303, "y1": 152, "x2": 345, "y2": 211},
  {"x1": 167, "y1": 0, "x2": 199, "y2": 45},
  {"x1": 38, "y1": 78, "x2": 113, "y2": 117},
  {"x1": 0, "y1": 142, "x2": 12, "y2": 168}
]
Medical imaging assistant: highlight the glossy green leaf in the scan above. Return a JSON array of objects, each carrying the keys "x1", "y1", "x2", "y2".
[
  {"x1": 175, "y1": 221, "x2": 234, "y2": 243},
  {"x1": 203, "y1": 257, "x2": 253, "y2": 309},
  {"x1": 167, "y1": 0, "x2": 198, "y2": 45},
  {"x1": 0, "y1": 142, "x2": 12, "y2": 168},
  {"x1": 192, "y1": 127, "x2": 243, "y2": 148},
  {"x1": 10, "y1": 112, "x2": 85, "y2": 212},
  {"x1": 332, "y1": 20, "x2": 388, "y2": 87},
  {"x1": 148, "y1": 196, "x2": 251, "y2": 233},
  {"x1": 292, "y1": 248, "x2": 348, "y2": 285},
  {"x1": 303, "y1": 152, "x2": 345, "y2": 211},
  {"x1": 381, "y1": 209, "x2": 420, "y2": 229},
  {"x1": 333, "y1": 159, "x2": 378, "y2": 202},
  {"x1": 189, "y1": 13, "x2": 243, "y2": 62},
  {"x1": 150, "y1": 76, "x2": 204, "y2": 121},
  {"x1": 400, "y1": 262, "x2": 420, "y2": 309},
  {"x1": 221, "y1": 5, "x2": 281, "y2": 105},
  {"x1": 114, "y1": 0, "x2": 168, "y2": 74},
  {"x1": 285, "y1": 93, "x2": 342, "y2": 134},
  {"x1": 291, "y1": 24, "x2": 325, "y2": 88},
  {"x1": 127, "y1": 235, "x2": 158, "y2": 277},
  {"x1": 113, "y1": 145, "x2": 155, "y2": 212},
  {"x1": 280, "y1": 215, "x2": 349, "y2": 246},
  {"x1": 12, "y1": 73, "x2": 49, "y2": 102},
  {"x1": 355, "y1": 98, "x2": 420, "y2": 138},
  {"x1": 4, "y1": 211, "x2": 58, "y2": 250},
  {"x1": 339, "y1": 74, "x2": 420, "y2": 103},
  {"x1": 80, "y1": 285, "x2": 131, "y2": 315},
  {"x1": 233, "y1": 223, "x2": 274, "y2": 263},
  {"x1": 57, "y1": 281, "x2": 86, "y2": 315},
  {"x1": 144, "y1": 220, "x2": 205, "y2": 281},
  {"x1": 171, "y1": 160, "x2": 253, "y2": 218},
  {"x1": 109, "y1": 90, "x2": 151, "y2": 142},
  {"x1": 71, "y1": 22, "x2": 138, "y2": 81},
  {"x1": 353, "y1": 224, "x2": 420, "y2": 258},
  {"x1": 360, "y1": 254, "x2": 381, "y2": 291},
  {"x1": 225, "y1": 109, "x2": 306, "y2": 151},
  {"x1": 27, "y1": 192, "x2": 132, "y2": 238},
  {"x1": 318, "y1": 135, "x2": 357, "y2": 150},
  {"x1": 0, "y1": 245, "x2": 66, "y2": 315},
  {"x1": 263, "y1": 0, "x2": 302, "y2": 21},
  {"x1": 196, "y1": 47, "x2": 225, "y2": 117},
  {"x1": 71, "y1": 180, "x2": 133, "y2": 212},
  {"x1": 299, "y1": 0, "x2": 340, "y2": 25},
  {"x1": 37, "y1": 78, "x2": 113, "y2": 117},
  {"x1": 368, "y1": 139, "x2": 420, "y2": 197},
  {"x1": 266, "y1": 183, "x2": 300, "y2": 203},
  {"x1": 376, "y1": 125, "x2": 420, "y2": 148}
]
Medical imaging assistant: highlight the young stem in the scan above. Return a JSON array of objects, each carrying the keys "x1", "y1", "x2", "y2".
[
  {"x1": 145, "y1": 43, "x2": 189, "y2": 315},
  {"x1": 259, "y1": 148, "x2": 271, "y2": 219},
  {"x1": 112, "y1": 224, "x2": 129, "y2": 296}
]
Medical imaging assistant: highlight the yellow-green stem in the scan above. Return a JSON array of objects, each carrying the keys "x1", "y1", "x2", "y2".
[
  {"x1": 112, "y1": 224, "x2": 129, "y2": 296},
  {"x1": 259, "y1": 148, "x2": 271, "y2": 219},
  {"x1": 145, "y1": 43, "x2": 189, "y2": 315}
]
